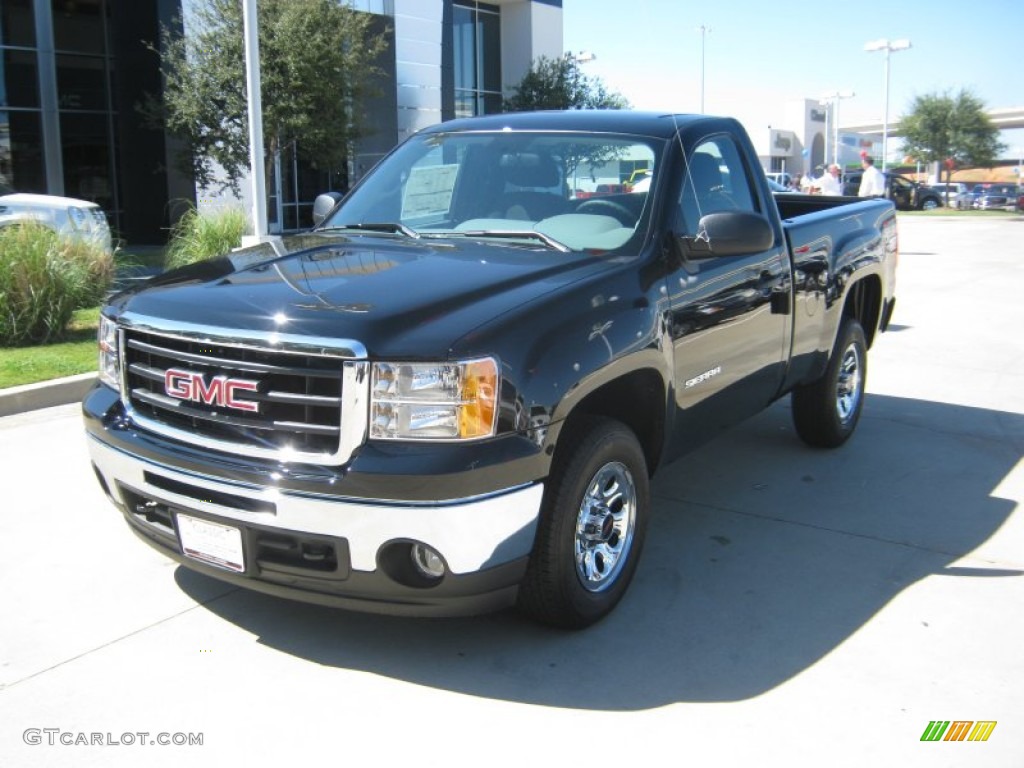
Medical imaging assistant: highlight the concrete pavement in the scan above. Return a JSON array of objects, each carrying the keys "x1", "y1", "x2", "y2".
[{"x1": 1, "y1": 216, "x2": 1022, "y2": 766}]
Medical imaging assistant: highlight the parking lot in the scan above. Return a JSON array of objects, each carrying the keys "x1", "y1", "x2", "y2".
[{"x1": 1, "y1": 214, "x2": 1022, "y2": 766}]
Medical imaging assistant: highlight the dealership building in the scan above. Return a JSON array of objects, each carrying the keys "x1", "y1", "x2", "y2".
[{"x1": 0, "y1": 0, "x2": 563, "y2": 244}]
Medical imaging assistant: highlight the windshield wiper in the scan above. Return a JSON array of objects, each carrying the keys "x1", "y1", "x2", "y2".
[
  {"x1": 423, "y1": 229, "x2": 571, "y2": 253},
  {"x1": 319, "y1": 222, "x2": 420, "y2": 239}
]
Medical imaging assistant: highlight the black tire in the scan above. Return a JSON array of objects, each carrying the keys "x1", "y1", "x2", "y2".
[
  {"x1": 518, "y1": 416, "x2": 650, "y2": 629},
  {"x1": 791, "y1": 318, "x2": 867, "y2": 448},
  {"x1": 920, "y1": 197, "x2": 939, "y2": 210}
]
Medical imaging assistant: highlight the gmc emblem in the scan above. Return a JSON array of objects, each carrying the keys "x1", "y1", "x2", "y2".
[{"x1": 164, "y1": 368, "x2": 260, "y2": 413}]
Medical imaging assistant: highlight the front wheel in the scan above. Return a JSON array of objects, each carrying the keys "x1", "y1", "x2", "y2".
[
  {"x1": 920, "y1": 197, "x2": 939, "y2": 210},
  {"x1": 518, "y1": 416, "x2": 650, "y2": 629},
  {"x1": 791, "y1": 318, "x2": 867, "y2": 448}
]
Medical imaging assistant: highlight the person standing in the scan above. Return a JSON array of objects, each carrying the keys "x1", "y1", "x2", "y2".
[
  {"x1": 858, "y1": 155, "x2": 886, "y2": 197},
  {"x1": 813, "y1": 164, "x2": 843, "y2": 196}
]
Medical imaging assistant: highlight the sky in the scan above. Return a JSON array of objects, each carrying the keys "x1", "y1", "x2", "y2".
[{"x1": 562, "y1": 0, "x2": 1024, "y2": 155}]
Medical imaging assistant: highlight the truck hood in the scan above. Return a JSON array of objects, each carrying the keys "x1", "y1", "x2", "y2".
[{"x1": 108, "y1": 232, "x2": 617, "y2": 357}]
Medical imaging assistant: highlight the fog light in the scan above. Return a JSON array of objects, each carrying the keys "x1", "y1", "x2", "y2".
[{"x1": 410, "y1": 543, "x2": 446, "y2": 579}]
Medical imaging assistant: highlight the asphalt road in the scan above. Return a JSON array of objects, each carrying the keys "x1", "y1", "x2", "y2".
[{"x1": 1, "y1": 215, "x2": 1022, "y2": 767}]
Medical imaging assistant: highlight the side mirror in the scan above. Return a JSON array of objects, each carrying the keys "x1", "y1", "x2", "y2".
[
  {"x1": 312, "y1": 192, "x2": 344, "y2": 226},
  {"x1": 683, "y1": 210, "x2": 775, "y2": 257}
]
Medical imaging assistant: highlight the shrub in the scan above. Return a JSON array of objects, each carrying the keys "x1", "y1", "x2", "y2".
[
  {"x1": 165, "y1": 206, "x2": 249, "y2": 269},
  {"x1": 0, "y1": 222, "x2": 114, "y2": 347}
]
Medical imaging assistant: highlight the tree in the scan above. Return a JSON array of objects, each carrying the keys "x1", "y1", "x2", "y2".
[
  {"x1": 144, "y1": 0, "x2": 388, "y2": 192},
  {"x1": 899, "y1": 89, "x2": 1005, "y2": 200},
  {"x1": 503, "y1": 55, "x2": 629, "y2": 112}
]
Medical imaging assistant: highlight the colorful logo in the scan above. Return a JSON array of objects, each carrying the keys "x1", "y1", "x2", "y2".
[{"x1": 921, "y1": 721, "x2": 997, "y2": 742}]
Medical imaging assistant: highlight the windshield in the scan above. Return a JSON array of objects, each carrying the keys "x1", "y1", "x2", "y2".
[{"x1": 323, "y1": 130, "x2": 664, "y2": 254}]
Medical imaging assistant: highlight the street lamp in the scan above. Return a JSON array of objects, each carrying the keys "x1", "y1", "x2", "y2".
[
  {"x1": 864, "y1": 38, "x2": 911, "y2": 172},
  {"x1": 820, "y1": 90, "x2": 854, "y2": 167},
  {"x1": 242, "y1": 0, "x2": 268, "y2": 243},
  {"x1": 696, "y1": 25, "x2": 711, "y2": 114}
]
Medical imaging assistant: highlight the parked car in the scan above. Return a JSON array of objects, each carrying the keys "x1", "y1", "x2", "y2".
[
  {"x1": 85, "y1": 110, "x2": 898, "y2": 628},
  {"x1": 765, "y1": 171, "x2": 793, "y2": 189},
  {"x1": 0, "y1": 180, "x2": 113, "y2": 253},
  {"x1": 841, "y1": 171, "x2": 942, "y2": 210},
  {"x1": 973, "y1": 184, "x2": 1018, "y2": 211},
  {"x1": 950, "y1": 188, "x2": 976, "y2": 210},
  {"x1": 1018, "y1": 190, "x2": 1024, "y2": 212},
  {"x1": 927, "y1": 182, "x2": 967, "y2": 208}
]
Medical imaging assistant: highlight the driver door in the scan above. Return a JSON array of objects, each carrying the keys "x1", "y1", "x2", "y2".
[{"x1": 664, "y1": 134, "x2": 789, "y2": 454}]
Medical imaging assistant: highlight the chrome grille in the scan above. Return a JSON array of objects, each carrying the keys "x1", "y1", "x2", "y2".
[{"x1": 119, "y1": 319, "x2": 367, "y2": 464}]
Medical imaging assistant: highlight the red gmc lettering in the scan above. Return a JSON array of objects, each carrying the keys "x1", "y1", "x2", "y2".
[{"x1": 163, "y1": 369, "x2": 259, "y2": 413}]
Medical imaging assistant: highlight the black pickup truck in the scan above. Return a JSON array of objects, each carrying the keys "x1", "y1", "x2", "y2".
[{"x1": 84, "y1": 111, "x2": 897, "y2": 628}]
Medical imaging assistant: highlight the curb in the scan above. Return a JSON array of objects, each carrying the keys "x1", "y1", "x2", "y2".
[{"x1": 0, "y1": 373, "x2": 97, "y2": 418}]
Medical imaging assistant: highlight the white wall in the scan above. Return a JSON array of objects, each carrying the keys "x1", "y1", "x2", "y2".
[
  {"x1": 393, "y1": 0, "x2": 444, "y2": 142},
  {"x1": 499, "y1": 0, "x2": 563, "y2": 94}
]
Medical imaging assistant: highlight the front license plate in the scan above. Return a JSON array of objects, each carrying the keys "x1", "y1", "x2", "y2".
[{"x1": 176, "y1": 513, "x2": 245, "y2": 573}]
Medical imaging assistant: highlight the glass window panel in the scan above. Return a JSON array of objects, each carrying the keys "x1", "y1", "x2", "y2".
[
  {"x1": 296, "y1": 203, "x2": 314, "y2": 230},
  {"x1": 1, "y1": 0, "x2": 36, "y2": 47},
  {"x1": 452, "y1": 4, "x2": 502, "y2": 117},
  {"x1": 480, "y1": 11, "x2": 500, "y2": 92},
  {"x1": 283, "y1": 204, "x2": 298, "y2": 232},
  {"x1": 52, "y1": 0, "x2": 106, "y2": 54},
  {"x1": 60, "y1": 111, "x2": 113, "y2": 207},
  {"x1": 0, "y1": 109, "x2": 44, "y2": 191},
  {"x1": 296, "y1": 158, "x2": 328, "y2": 201},
  {"x1": 0, "y1": 48, "x2": 39, "y2": 107},
  {"x1": 56, "y1": 53, "x2": 108, "y2": 110},
  {"x1": 482, "y1": 92, "x2": 502, "y2": 116},
  {"x1": 452, "y1": 5, "x2": 475, "y2": 92},
  {"x1": 454, "y1": 91, "x2": 474, "y2": 120}
]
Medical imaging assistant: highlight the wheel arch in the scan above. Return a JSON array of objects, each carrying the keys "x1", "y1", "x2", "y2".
[
  {"x1": 554, "y1": 367, "x2": 667, "y2": 478},
  {"x1": 842, "y1": 274, "x2": 882, "y2": 348}
]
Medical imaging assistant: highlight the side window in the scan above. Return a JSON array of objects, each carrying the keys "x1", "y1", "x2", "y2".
[{"x1": 677, "y1": 136, "x2": 757, "y2": 234}]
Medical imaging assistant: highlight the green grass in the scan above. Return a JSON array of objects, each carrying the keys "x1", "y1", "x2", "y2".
[
  {"x1": 166, "y1": 206, "x2": 248, "y2": 269},
  {"x1": 0, "y1": 307, "x2": 100, "y2": 389},
  {"x1": 0, "y1": 222, "x2": 113, "y2": 346}
]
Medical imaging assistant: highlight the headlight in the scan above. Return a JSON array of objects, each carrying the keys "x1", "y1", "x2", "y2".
[
  {"x1": 370, "y1": 358, "x2": 499, "y2": 441},
  {"x1": 98, "y1": 315, "x2": 120, "y2": 391},
  {"x1": 68, "y1": 206, "x2": 89, "y2": 231}
]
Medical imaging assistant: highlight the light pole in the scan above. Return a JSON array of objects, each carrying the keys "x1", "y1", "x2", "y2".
[
  {"x1": 820, "y1": 90, "x2": 855, "y2": 167},
  {"x1": 696, "y1": 25, "x2": 711, "y2": 114},
  {"x1": 242, "y1": 0, "x2": 268, "y2": 243},
  {"x1": 864, "y1": 38, "x2": 911, "y2": 172}
]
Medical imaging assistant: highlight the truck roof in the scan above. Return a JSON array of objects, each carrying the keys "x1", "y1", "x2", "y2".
[{"x1": 424, "y1": 110, "x2": 729, "y2": 140}]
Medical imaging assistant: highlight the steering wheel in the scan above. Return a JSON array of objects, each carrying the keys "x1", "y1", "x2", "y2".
[{"x1": 575, "y1": 199, "x2": 635, "y2": 226}]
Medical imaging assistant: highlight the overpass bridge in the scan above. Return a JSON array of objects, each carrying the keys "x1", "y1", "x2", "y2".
[{"x1": 842, "y1": 107, "x2": 1024, "y2": 141}]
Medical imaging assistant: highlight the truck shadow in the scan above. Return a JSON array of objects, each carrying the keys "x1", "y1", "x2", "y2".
[{"x1": 175, "y1": 393, "x2": 1022, "y2": 710}]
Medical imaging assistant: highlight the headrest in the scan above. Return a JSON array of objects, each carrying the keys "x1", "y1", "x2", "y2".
[
  {"x1": 501, "y1": 153, "x2": 560, "y2": 188},
  {"x1": 688, "y1": 153, "x2": 722, "y2": 192}
]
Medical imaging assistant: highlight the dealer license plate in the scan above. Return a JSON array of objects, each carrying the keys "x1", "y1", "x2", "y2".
[{"x1": 176, "y1": 513, "x2": 245, "y2": 573}]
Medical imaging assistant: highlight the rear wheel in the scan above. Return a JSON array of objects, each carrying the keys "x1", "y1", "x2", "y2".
[
  {"x1": 792, "y1": 318, "x2": 867, "y2": 448},
  {"x1": 518, "y1": 416, "x2": 649, "y2": 629}
]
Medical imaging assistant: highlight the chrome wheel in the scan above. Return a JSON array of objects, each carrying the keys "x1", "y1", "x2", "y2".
[
  {"x1": 574, "y1": 461, "x2": 637, "y2": 592},
  {"x1": 835, "y1": 342, "x2": 862, "y2": 424}
]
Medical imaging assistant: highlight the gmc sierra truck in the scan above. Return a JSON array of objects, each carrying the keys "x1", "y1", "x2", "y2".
[{"x1": 84, "y1": 111, "x2": 897, "y2": 628}]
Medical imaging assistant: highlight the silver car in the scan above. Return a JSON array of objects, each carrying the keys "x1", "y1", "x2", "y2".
[{"x1": 0, "y1": 181, "x2": 113, "y2": 253}]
